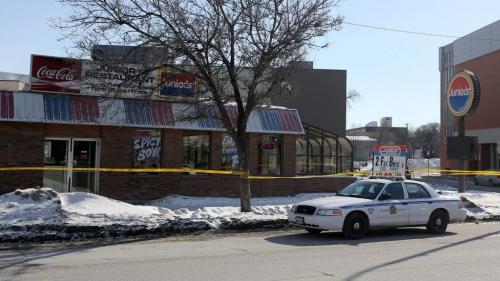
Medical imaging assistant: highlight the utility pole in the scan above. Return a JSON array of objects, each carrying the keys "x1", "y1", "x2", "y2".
[{"x1": 458, "y1": 117, "x2": 466, "y2": 193}]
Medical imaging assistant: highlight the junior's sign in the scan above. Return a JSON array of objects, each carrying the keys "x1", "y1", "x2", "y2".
[
  {"x1": 158, "y1": 68, "x2": 196, "y2": 97},
  {"x1": 447, "y1": 71, "x2": 480, "y2": 117},
  {"x1": 30, "y1": 55, "x2": 82, "y2": 94},
  {"x1": 372, "y1": 145, "x2": 408, "y2": 178}
]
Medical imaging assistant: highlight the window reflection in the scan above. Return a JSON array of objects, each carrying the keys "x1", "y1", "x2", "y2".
[{"x1": 183, "y1": 132, "x2": 210, "y2": 169}]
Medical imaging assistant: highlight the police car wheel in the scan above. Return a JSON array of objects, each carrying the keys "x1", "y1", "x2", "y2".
[
  {"x1": 426, "y1": 210, "x2": 449, "y2": 234},
  {"x1": 305, "y1": 228, "x2": 322, "y2": 234},
  {"x1": 343, "y1": 212, "x2": 368, "y2": 239}
]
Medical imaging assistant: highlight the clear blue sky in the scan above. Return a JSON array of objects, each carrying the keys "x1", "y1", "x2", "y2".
[{"x1": 1, "y1": 0, "x2": 499, "y2": 130}]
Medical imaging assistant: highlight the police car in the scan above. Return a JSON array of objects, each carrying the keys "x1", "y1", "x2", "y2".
[{"x1": 289, "y1": 179, "x2": 467, "y2": 239}]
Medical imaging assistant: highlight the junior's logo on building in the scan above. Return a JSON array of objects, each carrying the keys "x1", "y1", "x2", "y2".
[
  {"x1": 447, "y1": 71, "x2": 480, "y2": 117},
  {"x1": 158, "y1": 68, "x2": 196, "y2": 98}
]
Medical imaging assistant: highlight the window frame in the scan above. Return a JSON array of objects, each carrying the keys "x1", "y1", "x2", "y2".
[
  {"x1": 377, "y1": 183, "x2": 407, "y2": 200},
  {"x1": 258, "y1": 134, "x2": 282, "y2": 176},
  {"x1": 182, "y1": 131, "x2": 211, "y2": 169},
  {"x1": 404, "y1": 183, "x2": 432, "y2": 199}
]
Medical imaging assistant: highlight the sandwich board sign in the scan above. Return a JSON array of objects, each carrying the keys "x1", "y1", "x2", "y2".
[{"x1": 371, "y1": 145, "x2": 408, "y2": 178}]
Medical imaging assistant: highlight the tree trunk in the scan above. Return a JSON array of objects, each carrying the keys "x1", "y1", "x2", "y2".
[{"x1": 237, "y1": 139, "x2": 252, "y2": 212}]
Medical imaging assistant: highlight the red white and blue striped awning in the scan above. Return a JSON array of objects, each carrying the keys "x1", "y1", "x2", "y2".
[{"x1": 0, "y1": 91, "x2": 304, "y2": 135}]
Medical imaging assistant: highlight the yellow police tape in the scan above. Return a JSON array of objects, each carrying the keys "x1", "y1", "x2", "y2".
[{"x1": 0, "y1": 166, "x2": 499, "y2": 179}]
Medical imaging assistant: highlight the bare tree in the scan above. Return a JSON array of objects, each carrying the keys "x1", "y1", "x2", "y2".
[
  {"x1": 55, "y1": 0, "x2": 343, "y2": 211},
  {"x1": 346, "y1": 89, "x2": 360, "y2": 108},
  {"x1": 415, "y1": 123, "x2": 440, "y2": 158}
]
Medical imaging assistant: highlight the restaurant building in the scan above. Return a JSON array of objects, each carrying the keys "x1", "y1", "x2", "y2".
[
  {"x1": 439, "y1": 20, "x2": 500, "y2": 170},
  {"x1": 0, "y1": 53, "x2": 353, "y2": 202}
]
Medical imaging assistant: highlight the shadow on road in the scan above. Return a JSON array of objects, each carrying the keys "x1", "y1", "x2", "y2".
[
  {"x1": 343, "y1": 228, "x2": 500, "y2": 281},
  {"x1": 267, "y1": 226, "x2": 500, "y2": 281},
  {"x1": 0, "y1": 236, "x2": 159, "y2": 278},
  {"x1": 265, "y1": 227, "x2": 457, "y2": 247}
]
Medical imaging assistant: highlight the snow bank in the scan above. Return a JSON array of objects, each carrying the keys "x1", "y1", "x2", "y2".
[
  {"x1": 59, "y1": 192, "x2": 170, "y2": 226},
  {"x1": 3, "y1": 182, "x2": 500, "y2": 242},
  {"x1": 431, "y1": 183, "x2": 500, "y2": 219},
  {"x1": 0, "y1": 188, "x2": 62, "y2": 226},
  {"x1": 0, "y1": 188, "x2": 336, "y2": 241}
]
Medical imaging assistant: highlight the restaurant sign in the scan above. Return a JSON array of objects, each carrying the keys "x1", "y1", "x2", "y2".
[
  {"x1": 30, "y1": 54, "x2": 195, "y2": 98},
  {"x1": 447, "y1": 70, "x2": 480, "y2": 117}
]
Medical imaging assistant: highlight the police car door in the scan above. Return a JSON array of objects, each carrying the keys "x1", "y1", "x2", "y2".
[
  {"x1": 404, "y1": 182, "x2": 434, "y2": 225},
  {"x1": 375, "y1": 183, "x2": 409, "y2": 226}
]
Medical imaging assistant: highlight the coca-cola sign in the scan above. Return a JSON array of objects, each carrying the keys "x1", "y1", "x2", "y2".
[{"x1": 31, "y1": 55, "x2": 82, "y2": 94}]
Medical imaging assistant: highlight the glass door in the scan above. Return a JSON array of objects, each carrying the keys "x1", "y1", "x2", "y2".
[
  {"x1": 43, "y1": 139, "x2": 69, "y2": 193},
  {"x1": 70, "y1": 140, "x2": 98, "y2": 193},
  {"x1": 43, "y1": 138, "x2": 100, "y2": 193}
]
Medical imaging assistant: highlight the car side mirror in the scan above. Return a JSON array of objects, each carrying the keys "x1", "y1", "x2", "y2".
[{"x1": 379, "y1": 193, "x2": 392, "y2": 201}]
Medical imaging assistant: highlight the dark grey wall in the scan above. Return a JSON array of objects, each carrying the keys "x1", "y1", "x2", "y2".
[{"x1": 273, "y1": 69, "x2": 346, "y2": 136}]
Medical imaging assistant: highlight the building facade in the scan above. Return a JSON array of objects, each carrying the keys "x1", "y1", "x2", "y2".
[
  {"x1": 439, "y1": 20, "x2": 500, "y2": 170},
  {"x1": 0, "y1": 54, "x2": 353, "y2": 201}
]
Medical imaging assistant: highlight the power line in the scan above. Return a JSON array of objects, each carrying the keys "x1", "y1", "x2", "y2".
[{"x1": 343, "y1": 22, "x2": 500, "y2": 42}]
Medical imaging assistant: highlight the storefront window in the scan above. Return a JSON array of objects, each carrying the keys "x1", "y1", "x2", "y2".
[
  {"x1": 296, "y1": 124, "x2": 352, "y2": 175},
  {"x1": 296, "y1": 138, "x2": 307, "y2": 174},
  {"x1": 132, "y1": 129, "x2": 162, "y2": 168},
  {"x1": 183, "y1": 132, "x2": 210, "y2": 169},
  {"x1": 324, "y1": 137, "x2": 337, "y2": 174},
  {"x1": 222, "y1": 134, "x2": 239, "y2": 170},
  {"x1": 308, "y1": 137, "x2": 322, "y2": 174},
  {"x1": 258, "y1": 135, "x2": 281, "y2": 176}
]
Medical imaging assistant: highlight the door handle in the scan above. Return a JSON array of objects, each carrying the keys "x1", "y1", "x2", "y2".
[
  {"x1": 402, "y1": 202, "x2": 408, "y2": 205},
  {"x1": 427, "y1": 202, "x2": 433, "y2": 204}
]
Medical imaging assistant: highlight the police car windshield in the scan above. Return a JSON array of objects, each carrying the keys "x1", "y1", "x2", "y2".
[{"x1": 337, "y1": 181, "x2": 385, "y2": 200}]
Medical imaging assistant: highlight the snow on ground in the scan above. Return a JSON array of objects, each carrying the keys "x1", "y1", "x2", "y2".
[
  {"x1": 3, "y1": 180, "x2": 500, "y2": 241},
  {"x1": 150, "y1": 193, "x2": 336, "y2": 225},
  {"x1": 0, "y1": 188, "x2": 337, "y2": 240},
  {"x1": 429, "y1": 183, "x2": 500, "y2": 219},
  {"x1": 408, "y1": 158, "x2": 440, "y2": 169},
  {"x1": 59, "y1": 192, "x2": 171, "y2": 226},
  {"x1": 0, "y1": 188, "x2": 62, "y2": 226}
]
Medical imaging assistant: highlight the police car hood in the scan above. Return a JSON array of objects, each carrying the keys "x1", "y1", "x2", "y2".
[{"x1": 297, "y1": 195, "x2": 372, "y2": 209}]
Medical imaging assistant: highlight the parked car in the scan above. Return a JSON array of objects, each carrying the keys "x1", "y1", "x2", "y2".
[
  {"x1": 289, "y1": 179, "x2": 466, "y2": 239},
  {"x1": 474, "y1": 170, "x2": 500, "y2": 186}
]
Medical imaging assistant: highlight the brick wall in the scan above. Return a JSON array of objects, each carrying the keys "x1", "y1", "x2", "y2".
[
  {"x1": 101, "y1": 173, "x2": 355, "y2": 202},
  {"x1": 1, "y1": 122, "x2": 356, "y2": 202},
  {"x1": 282, "y1": 134, "x2": 296, "y2": 177},
  {"x1": 0, "y1": 122, "x2": 44, "y2": 193}
]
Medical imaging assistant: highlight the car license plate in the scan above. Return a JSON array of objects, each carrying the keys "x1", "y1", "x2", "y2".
[{"x1": 295, "y1": 216, "x2": 305, "y2": 225}]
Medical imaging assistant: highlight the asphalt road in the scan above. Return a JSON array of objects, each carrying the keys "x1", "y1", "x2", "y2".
[{"x1": 2, "y1": 223, "x2": 500, "y2": 281}]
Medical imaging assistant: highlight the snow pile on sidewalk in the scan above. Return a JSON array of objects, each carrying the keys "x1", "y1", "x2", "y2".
[
  {"x1": 149, "y1": 193, "x2": 335, "y2": 226},
  {"x1": 0, "y1": 188, "x2": 335, "y2": 241},
  {"x1": 0, "y1": 188, "x2": 63, "y2": 226},
  {"x1": 3, "y1": 182, "x2": 500, "y2": 241},
  {"x1": 431, "y1": 183, "x2": 500, "y2": 219},
  {"x1": 59, "y1": 192, "x2": 170, "y2": 226}
]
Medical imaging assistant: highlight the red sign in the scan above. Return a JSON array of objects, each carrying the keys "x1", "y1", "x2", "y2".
[
  {"x1": 158, "y1": 68, "x2": 195, "y2": 97},
  {"x1": 31, "y1": 55, "x2": 82, "y2": 94},
  {"x1": 447, "y1": 71, "x2": 480, "y2": 117}
]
